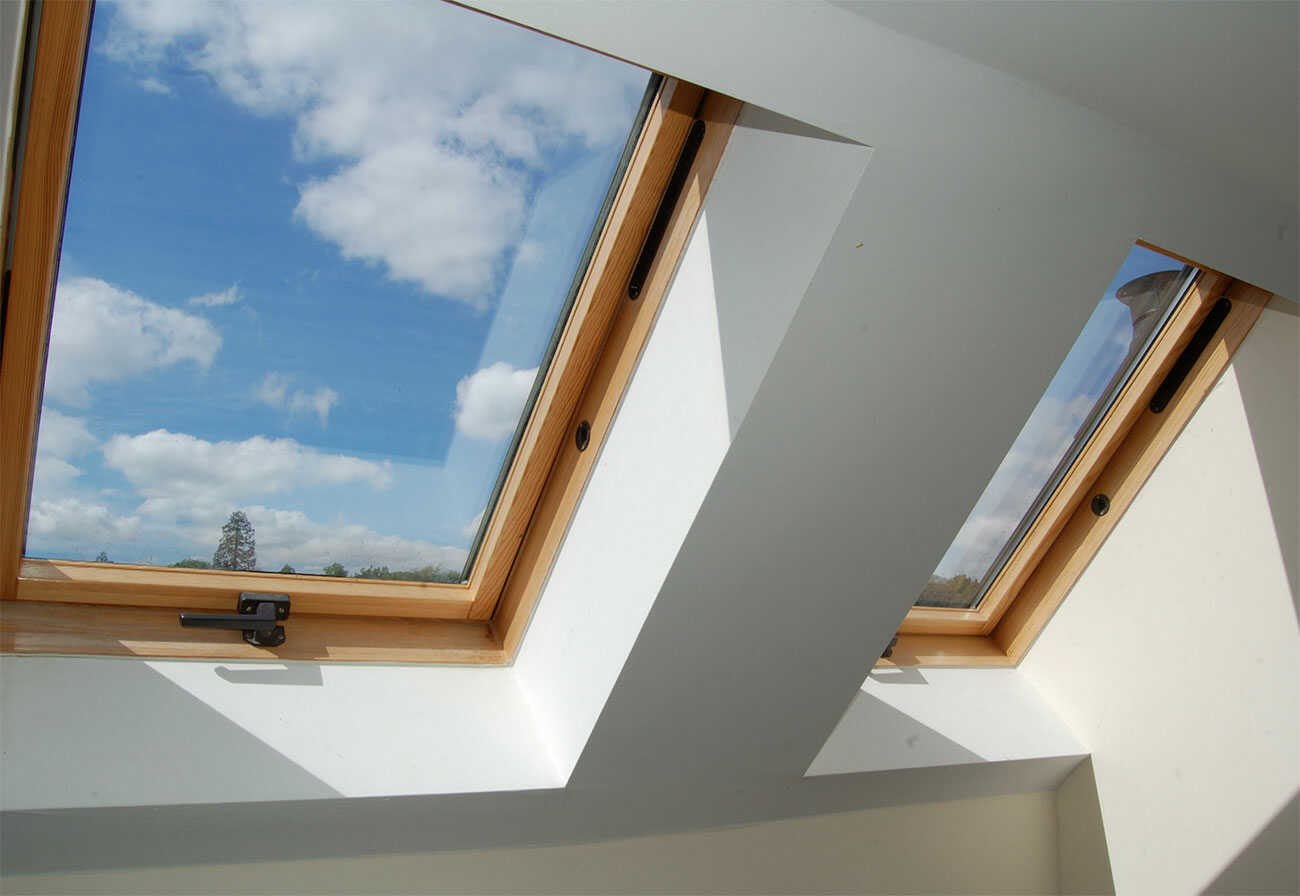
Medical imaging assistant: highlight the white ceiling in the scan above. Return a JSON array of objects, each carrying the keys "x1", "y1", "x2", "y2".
[{"x1": 830, "y1": 0, "x2": 1299, "y2": 200}]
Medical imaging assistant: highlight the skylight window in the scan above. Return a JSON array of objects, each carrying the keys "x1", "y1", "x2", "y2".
[
  {"x1": 917, "y1": 245, "x2": 1197, "y2": 610},
  {"x1": 883, "y1": 241, "x2": 1275, "y2": 667},
  {"x1": 25, "y1": 0, "x2": 653, "y2": 582},
  {"x1": 2, "y1": 0, "x2": 741, "y2": 661}
]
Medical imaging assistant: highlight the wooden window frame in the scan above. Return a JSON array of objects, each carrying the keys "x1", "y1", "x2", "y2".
[
  {"x1": 884, "y1": 248, "x2": 1275, "y2": 668},
  {"x1": 0, "y1": 1, "x2": 741, "y2": 662}
]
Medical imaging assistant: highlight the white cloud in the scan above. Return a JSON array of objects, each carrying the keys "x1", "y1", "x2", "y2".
[
  {"x1": 461, "y1": 509, "x2": 485, "y2": 540},
  {"x1": 30, "y1": 411, "x2": 96, "y2": 507},
  {"x1": 188, "y1": 283, "x2": 241, "y2": 306},
  {"x1": 137, "y1": 76, "x2": 173, "y2": 95},
  {"x1": 253, "y1": 372, "x2": 290, "y2": 408},
  {"x1": 36, "y1": 409, "x2": 97, "y2": 458},
  {"x1": 934, "y1": 393, "x2": 1096, "y2": 580},
  {"x1": 32, "y1": 456, "x2": 83, "y2": 497},
  {"x1": 28, "y1": 497, "x2": 141, "y2": 542},
  {"x1": 289, "y1": 388, "x2": 339, "y2": 426},
  {"x1": 254, "y1": 372, "x2": 340, "y2": 426},
  {"x1": 102, "y1": 431, "x2": 392, "y2": 520},
  {"x1": 295, "y1": 143, "x2": 526, "y2": 303},
  {"x1": 242, "y1": 505, "x2": 467, "y2": 574},
  {"x1": 453, "y1": 362, "x2": 537, "y2": 441},
  {"x1": 45, "y1": 277, "x2": 221, "y2": 404},
  {"x1": 105, "y1": 0, "x2": 647, "y2": 305},
  {"x1": 31, "y1": 424, "x2": 461, "y2": 571}
]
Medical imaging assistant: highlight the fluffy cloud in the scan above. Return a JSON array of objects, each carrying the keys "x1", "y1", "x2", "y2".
[
  {"x1": 36, "y1": 409, "x2": 97, "y2": 458},
  {"x1": 188, "y1": 283, "x2": 241, "y2": 307},
  {"x1": 31, "y1": 425, "x2": 462, "y2": 571},
  {"x1": 453, "y1": 362, "x2": 537, "y2": 441},
  {"x1": 102, "y1": 431, "x2": 392, "y2": 520},
  {"x1": 241, "y1": 505, "x2": 467, "y2": 574},
  {"x1": 254, "y1": 373, "x2": 340, "y2": 426},
  {"x1": 104, "y1": 0, "x2": 647, "y2": 304},
  {"x1": 45, "y1": 277, "x2": 221, "y2": 404},
  {"x1": 29, "y1": 410, "x2": 97, "y2": 507},
  {"x1": 295, "y1": 143, "x2": 526, "y2": 303},
  {"x1": 31, "y1": 457, "x2": 83, "y2": 497},
  {"x1": 28, "y1": 497, "x2": 141, "y2": 543}
]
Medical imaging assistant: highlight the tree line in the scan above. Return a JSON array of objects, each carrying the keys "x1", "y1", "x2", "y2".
[
  {"x1": 917, "y1": 572, "x2": 982, "y2": 608},
  {"x1": 155, "y1": 510, "x2": 461, "y2": 583}
]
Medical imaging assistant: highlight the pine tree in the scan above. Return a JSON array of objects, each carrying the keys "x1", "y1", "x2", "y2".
[{"x1": 213, "y1": 511, "x2": 256, "y2": 570}]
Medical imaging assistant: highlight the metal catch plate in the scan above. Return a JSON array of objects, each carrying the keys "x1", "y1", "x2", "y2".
[{"x1": 237, "y1": 593, "x2": 290, "y2": 619}]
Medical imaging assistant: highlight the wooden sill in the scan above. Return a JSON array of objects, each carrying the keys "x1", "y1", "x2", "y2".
[
  {"x1": 1, "y1": 600, "x2": 503, "y2": 664},
  {"x1": 877, "y1": 634, "x2": 1012, "y2": 668}
]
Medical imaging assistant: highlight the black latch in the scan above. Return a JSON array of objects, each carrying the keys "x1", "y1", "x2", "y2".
[{"x1": 179, "y1": 593, "x2": 290, "y2": 647}]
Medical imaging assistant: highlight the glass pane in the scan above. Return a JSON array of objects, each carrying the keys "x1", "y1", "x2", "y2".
[
  {"x1": 916, "y1": 245, "x2": 1198, "y2": 609},
  {"x1": 25, "y1": 0, "x2": 653, "y2": 581}
]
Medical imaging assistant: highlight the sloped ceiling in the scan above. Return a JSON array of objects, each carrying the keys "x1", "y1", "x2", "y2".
[{"x1": 830, "y1": 0, "x2": 1300, "y2": 200}]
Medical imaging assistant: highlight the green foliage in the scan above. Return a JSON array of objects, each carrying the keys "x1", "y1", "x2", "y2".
[
  {"x1": 353, "y1": 564, "x2": 461, "y2": 583},
  {"x1": 278, "y1": 564, "x2": 296, "y2": 574},
  {"x1": 213, "y1": 511, "x2": 256, "y2": 571},
  {"x1": 94, "y1": 551, "x2": 109, "y2": 563},
  {"x1": 917, "y1": 573, "x2": 983, "y2": 608},
  {"x1": 322, "y1": 562, "x2": 347, "y2": 577},
  {"x1": 171, "y1": 558, "x2": 212, "y2": 569}
]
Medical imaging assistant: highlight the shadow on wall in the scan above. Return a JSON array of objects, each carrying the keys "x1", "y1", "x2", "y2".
[
  {"x1": 215, "y1": 663, "x2": 325, "y2": 686},
  {"x1": 1231, "y1": 296, "x2": 1299, "y2": 619},
  {"x1": 702, "y1": 104, "x2": 871, "y2": 438},
  {"x1": 1056, "y1": 757, "x2": 1116, "y2": 895},
  {"x1": 1203, "y1": 791, "x2": 1300, "y2": 895},
  {"x1": 0, "y1": 656, "x2": 340, "y2": 810},
  {"x1": 805, "y1": 675, "x2": 986, "y2": 776}
]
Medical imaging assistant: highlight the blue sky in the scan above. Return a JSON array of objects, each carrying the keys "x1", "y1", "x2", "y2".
[
  {"x1": 27, "y1": 0, "x2": 650, "y2": 575},
  {"x1": 928, "y1": 244, "x2": 1193, "y2": 591}
]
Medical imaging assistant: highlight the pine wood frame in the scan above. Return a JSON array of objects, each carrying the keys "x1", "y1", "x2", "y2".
[
  {"x1": 0, "y1": 1, "x2": 741, "y2": 662},
  {"x1": 883, "y1": 255, "x2": 1274, "y2": 668}
]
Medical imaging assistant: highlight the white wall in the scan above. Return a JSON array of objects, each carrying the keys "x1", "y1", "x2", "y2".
[
  {"x1": 807, "y1": 667, "x2": 1084, "y2": 776},
  {"x1": 1023, "y1": 298, "x2": 1300, "y2": 895},
  {"x1": 511, "y1": 104, "x2": 871, "y2": 779},
  {"x1": 2, "y1": 790, "x2": 1060, "y2": 895}
]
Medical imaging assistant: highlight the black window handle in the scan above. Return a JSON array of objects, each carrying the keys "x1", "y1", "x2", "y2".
[{"x1": 179, "y1": 593, "x2": 290, "y2": 647}]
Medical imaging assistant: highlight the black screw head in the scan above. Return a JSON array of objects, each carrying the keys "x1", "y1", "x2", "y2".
[
  {"x1": 1091, "y1": 493, "x2": 1111, "y2": 516},
  {"x1": 575, "y1": 420, "x2": 592, "y2": 452}
]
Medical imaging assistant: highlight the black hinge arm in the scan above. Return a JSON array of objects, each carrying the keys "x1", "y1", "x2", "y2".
[
  {"x1": 1149, "y1": 296, "x2": 1232, "y2": 414},
  {"x1": 179, "y1": 593, "x2": 290, "y2": 647},
  {"x1": 627, "y1": 118, "x2": 706, "y2": 299}
]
